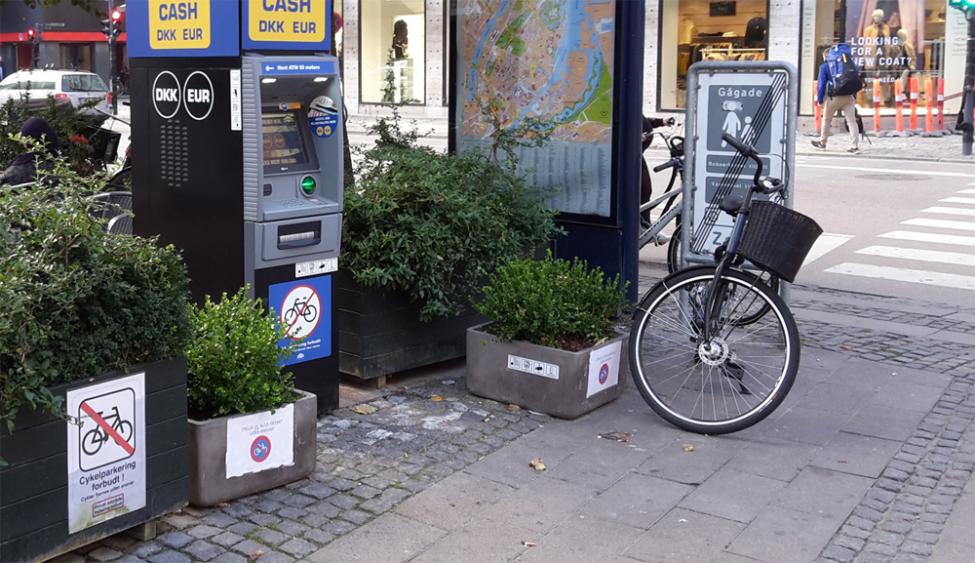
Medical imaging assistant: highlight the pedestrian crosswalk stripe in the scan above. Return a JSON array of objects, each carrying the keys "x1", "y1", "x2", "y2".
[
  {"x1": 803, "y1": 233, "x2": 853, "y2": 266},
  {"x1": 902, "y1": 218, "x2": 975, "y2": 232},
  {"x1": 826, "y1": 263, "x2": 975, "y2": 291},
  {"x1": 941, "y1": 197, "x2": 975, "y2": 205},
  {"x1": 879, "y1": 231, "x2": 975, "y2": 247},
  {"x1": 922, "y1": 207, "x2": 975, "y2": 217},
  {"x1": 798, "y1": 164, "x2": 975, "y2": 178},
  {"x1": 856, "y1": 246, "x2": 975, "y2": 267}
]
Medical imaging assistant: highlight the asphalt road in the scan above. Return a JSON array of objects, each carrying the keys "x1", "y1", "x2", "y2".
[{"x1": 640, "y1": 153, "x2": 975, "y2": 308}]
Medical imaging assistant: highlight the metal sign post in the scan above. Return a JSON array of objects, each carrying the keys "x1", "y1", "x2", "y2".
[{"x1": 680, "y1": 61, "x2": 798, "y2": 299}]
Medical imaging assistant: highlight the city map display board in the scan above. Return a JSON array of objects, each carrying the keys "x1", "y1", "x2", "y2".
[{"x1": 453, "y1": 0, "x2": 616, "y2": 218}]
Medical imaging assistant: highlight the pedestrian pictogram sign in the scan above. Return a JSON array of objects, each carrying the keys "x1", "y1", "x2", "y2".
[
  {"x1": 269, "y1": 275, "x2": 332, "y2": 366},
  {"x1": 66, "y1": 373, "x2": 146, "y2": 534}
]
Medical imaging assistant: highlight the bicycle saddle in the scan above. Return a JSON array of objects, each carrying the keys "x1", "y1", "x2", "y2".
[{"x1": 718, "y1": 193, "x2": 745, "y2": 216}]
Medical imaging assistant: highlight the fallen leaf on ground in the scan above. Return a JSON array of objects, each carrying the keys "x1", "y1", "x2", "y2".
[
  {"x1": 681, "y1": 443, "x2": 696, "y2": 452},
  {"x1": 351, "y1": 404, "x2": 378, "y2": 415},
  {"x1": 507, "y1": 404, "x2": 521, "y2": 412},
  {"x1": 248, "y1": 549, "x2": 264, "y2": 561},
  {"x1": 216, "y1": 502, "x2": 230, "y2": 508},
  {"x1": 529, "y1": 457, "x2": 546, "y2": 471},
  {"x1": 431, "y1": 395, "x2": 444, "y2": 402},
  {"x1": 598, "y1": 431, "x2": 632, "y2": 443},
  {"x1": 841, "y1": 345, "x2": 855, "y2": 352},
  {"x1": 522, "y1": 541, "x2": 537, "y2": 548}
]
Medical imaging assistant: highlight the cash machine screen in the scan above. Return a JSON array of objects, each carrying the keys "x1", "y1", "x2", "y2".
[{"x1": 262, "y1": 111, "x2": 316, "y2": 173}]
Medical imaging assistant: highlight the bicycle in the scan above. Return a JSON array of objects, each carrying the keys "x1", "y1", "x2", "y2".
[
  {"x1": 639, "y1": 130, "x2": 685, "y2": 274},
  {"x1": 81, "y1": 406, "x2": 134, "y2": 455},
  {"x1": 628, "y1": 133, "x2": 822, "y2": 434}
]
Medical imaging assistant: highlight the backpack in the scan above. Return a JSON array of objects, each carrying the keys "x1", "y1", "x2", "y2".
[{"x1": 825, "y1": 44, "x2": 863, "y2": 97}]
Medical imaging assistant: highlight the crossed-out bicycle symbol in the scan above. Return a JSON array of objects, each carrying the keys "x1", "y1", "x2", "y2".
[
  {"x1": 81, "y1": 406, "x2": 134, "y2": 456},
  {"x1": 283, "y1": 296, "x2": 318, "y2": 325}
]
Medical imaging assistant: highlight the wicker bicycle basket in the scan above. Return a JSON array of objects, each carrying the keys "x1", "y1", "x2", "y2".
[{"x1": 737, "y1": 201, "x2": 823, "y2": 283}]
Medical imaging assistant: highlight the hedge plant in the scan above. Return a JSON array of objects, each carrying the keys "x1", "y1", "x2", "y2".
[
  {"x1": 0, "y1": 146, "x2": 190, "y2": 433},
  {"x1": 475, "y1": 253, "x2": 627, "y2": 351},
  {"x1": 342, "y1": 110, "x2": 561, "y2": 321},
  {"x1": 185, "y1": 288, "x2": 295, "y2": 420}
]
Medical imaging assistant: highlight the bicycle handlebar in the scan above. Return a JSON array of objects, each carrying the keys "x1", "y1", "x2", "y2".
[
  {"x1": 721, "y1": 133, "x2": 763, "y2": 191},
  {"x1": 653, "y1": 159, "x2": 677, "y2": 173}
]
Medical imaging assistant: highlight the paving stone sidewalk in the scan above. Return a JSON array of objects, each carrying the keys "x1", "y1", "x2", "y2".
[
  {"x1": 62, "y1": 281, "x2": 975, "y2": 562},
  {"x1": 60, "y1": 378, "x2": 548, "y2": 563}
]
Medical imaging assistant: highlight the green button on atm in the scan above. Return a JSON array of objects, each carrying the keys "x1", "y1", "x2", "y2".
[{"x1": 300, "y1": 175, "x2": 316, "y2": 196}]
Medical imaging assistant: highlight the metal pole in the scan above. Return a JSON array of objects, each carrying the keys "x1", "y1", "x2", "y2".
[
  {"x1": 963, "y1": 12, "x2": 975, "y2": 156},
  {"x1": 108, "y1": 0, "x2": 118, "y2": 115},
  {"x1": 32, "y1": 23, "x2": 41, "y2": 68}
]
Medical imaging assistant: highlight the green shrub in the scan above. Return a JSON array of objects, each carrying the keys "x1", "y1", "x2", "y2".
[
  {"x1": 185, "y1": 288, "x2": 295, "y2": 420},
  {"x1": 0, "y1": 148, "x2": 190, "y2": 432},
  {"x1": 343, "y1": 114, "x2": 561, "y2": 322},
  {"x1": 475, "y1": 253, "x2": 627, "y2": 350}
]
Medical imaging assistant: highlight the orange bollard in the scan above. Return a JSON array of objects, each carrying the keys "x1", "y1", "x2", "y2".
[
  {"x1": 937, "y1": 78, "x2": 946, "y2": 131},
  {"x1": 894, "y1": 80, "x2": 905, "y2": 134},
  {"x1": 924, "y1": 77, "x2": 935, "y2": 134},
  {"x1": 813, "y1": 80, "x2": 822, "y2": 132},
  {"x1": 873, "y1": 80, "x2": 882, "y2": 132},
  {"x1": 909, "y1": 76, "x2": 920, "y2": 132}
]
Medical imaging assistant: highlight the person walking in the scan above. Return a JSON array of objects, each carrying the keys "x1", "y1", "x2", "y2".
[{"x1": 812, "y1": 46, "x2": 862, "y2": 153}]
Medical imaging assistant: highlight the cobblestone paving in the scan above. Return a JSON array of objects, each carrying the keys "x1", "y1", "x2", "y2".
[{"x1": 61, "y1": 379, "x2": 546, "y2": 562}]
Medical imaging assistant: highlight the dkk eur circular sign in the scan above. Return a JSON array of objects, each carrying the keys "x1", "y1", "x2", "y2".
[
  {"x1": 183, "y1": 71, "x2": 214, "y2": 121},
  {"x1": 250, "y1": 435, "x2": 272, "y2": 463},
  {"x1": 598, "y1": 363, "x2": 610, "y2": 384},
  {"x1": 151, "y1": 71, "x2": 181, "y2": 119}
]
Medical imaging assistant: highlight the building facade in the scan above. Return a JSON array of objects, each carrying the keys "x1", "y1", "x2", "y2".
[
  {"x1": 337, "y1": 0, "x2": 965, "y2": 120},
  {"x1": 0, "y1": 2, "x2": 124, "y2": 85}
]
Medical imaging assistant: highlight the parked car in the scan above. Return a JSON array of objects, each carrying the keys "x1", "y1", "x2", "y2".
[{"x1": 0, "y1": 69, "x2": 110, "y2": 115}]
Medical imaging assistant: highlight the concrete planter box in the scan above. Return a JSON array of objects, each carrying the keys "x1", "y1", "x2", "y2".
[
  {"x1": 466, "y1": 324, "x2": 627, "y2": 419},
  {"x1": 188, "y1": 390, "x2": 317, "y2": 507},
  {"x1": 0, "y1": 359, "x2": 189, "y2": 563}
]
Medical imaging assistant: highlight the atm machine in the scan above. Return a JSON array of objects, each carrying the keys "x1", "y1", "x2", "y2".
[{"x1": 127, "y1": 2, "x2": 342, "y2": 413}]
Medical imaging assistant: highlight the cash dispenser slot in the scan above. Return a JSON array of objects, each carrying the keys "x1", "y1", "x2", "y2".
[{"x1": 277, "y1": 221, "x2": 321, "y2": 249}]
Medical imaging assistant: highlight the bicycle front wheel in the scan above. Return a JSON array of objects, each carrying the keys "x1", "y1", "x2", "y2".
[{"x1": 629, "y1": 267, "x2": 799, "y2": 434}]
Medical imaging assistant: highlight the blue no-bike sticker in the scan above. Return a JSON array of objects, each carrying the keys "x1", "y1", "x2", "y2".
[
  {"x1": 250, "y1": 435, "x2": 272, "y2": 462},
  {"x1": 269, "y1": 275, "x2": 332, "y2": 366}
]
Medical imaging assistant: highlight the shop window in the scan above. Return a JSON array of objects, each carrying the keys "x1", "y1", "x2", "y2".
[
  {"x1": 659, "y1": 0, "x2": 769, "y2": 110},
  {"x1": 360, "y1": 0, "x2": 426, "y2": 105},
  {"x1": 800, "y1": 0, "x2": 948, "y2": 114},
  {"x1": 59, "y1": 44, "x2": 93, "y2": 71}
]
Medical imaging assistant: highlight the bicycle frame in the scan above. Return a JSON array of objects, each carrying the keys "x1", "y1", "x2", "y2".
[{"x1": 701, "y1": 147, "x2": 765, "y2": 342}]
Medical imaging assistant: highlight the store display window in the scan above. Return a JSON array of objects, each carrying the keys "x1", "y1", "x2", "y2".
[
  {"x1": 360, "y1": 0, "x2": 426, "y2": 105},
  {"x1": 799, "y1": 0, "x2": 948, "y2": 114},
  {"x1": 659, "y1": 0, "x2": 769, "y2": 110}
]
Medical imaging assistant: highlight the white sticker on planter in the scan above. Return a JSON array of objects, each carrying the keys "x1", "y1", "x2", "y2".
[
  {"x1": 507, "y1": 354, "x2": 560, "y2": 380},
  {"x1": 295, "y1": 257, "x2": 338, "y2": 278},
  {"x1": 586, "y1": 340, "x2": 622, "y2": 398},
  {"x1": 225, "y1": 404, "x2": 295, "y2": 478},
  {"x1": 66, "y1": 372, "x2": 147, "y2": 534}
]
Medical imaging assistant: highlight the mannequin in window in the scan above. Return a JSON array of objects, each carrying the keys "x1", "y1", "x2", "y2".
[
  {"x1": 893, "y1": 28, "x2": 916, "y2": 88},
  {"x1": 392, "y1": 20, "x2": 409, "y2": 60},
  {"x1": 863, "y1": 9, "x2": 890, "y2": 104}
]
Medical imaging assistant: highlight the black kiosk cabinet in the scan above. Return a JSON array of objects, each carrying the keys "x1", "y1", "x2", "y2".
[{"x1": 127, "y1": 1, "x2": 342, "y2": 413}]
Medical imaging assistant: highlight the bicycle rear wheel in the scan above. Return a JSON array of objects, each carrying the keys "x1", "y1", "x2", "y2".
[{"x1": 629, "y1": 267, "x2": 799, "y2": 434}]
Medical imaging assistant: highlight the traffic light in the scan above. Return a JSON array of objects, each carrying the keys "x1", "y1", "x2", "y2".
[
  {"x1": 26, "y1": 27, "x2": 38, "y2": 45},
  {"x1": 101, "y1": 10, "x2": 122, "y2": 39}
]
